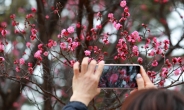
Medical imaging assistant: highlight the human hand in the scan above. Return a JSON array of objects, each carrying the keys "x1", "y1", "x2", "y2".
[
  {"x1": 70, "y1": 57, "x2": 104, "y2": 106},
  {"x1": 131, "y1": 66, "x2": 156, "y2": 93}
]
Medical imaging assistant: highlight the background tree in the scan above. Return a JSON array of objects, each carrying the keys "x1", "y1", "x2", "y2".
[{"x1": 0, "y1": 0, "x2": 184, "y2": 110}]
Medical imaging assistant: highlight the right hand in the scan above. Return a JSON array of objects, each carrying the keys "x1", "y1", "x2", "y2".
[{"x1": 131, "y1": 66, "x2": 156, "y2": 93}]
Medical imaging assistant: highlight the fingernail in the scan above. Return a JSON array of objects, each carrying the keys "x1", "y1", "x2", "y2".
[{"x1": 136, "y1": 73, "x2": 142, "y2": 79}]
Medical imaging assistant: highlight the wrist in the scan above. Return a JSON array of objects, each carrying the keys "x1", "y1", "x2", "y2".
[{"x1": 70, "y1": 93, "x2": 91, "y2": 106}]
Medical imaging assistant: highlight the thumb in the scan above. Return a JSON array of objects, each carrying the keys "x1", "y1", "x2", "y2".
[{"x1": 136, "y1": 73, "x2": 144, "y2": 90}]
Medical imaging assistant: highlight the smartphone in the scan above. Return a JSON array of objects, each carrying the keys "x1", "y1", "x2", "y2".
[{"x1": 98, "y1": 64, "x2": 140, "y2": 89}]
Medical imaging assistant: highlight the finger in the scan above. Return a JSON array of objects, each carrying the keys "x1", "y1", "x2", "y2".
[
  {"x1": 87, "y1": 60, "x2": 97, "y2": 75},
  {"x1": 81, "y1": 57, "x2": 89, "y2": 75},
  {"x1": 136, "y1": 74, "x2": 144, "y2": 90},
  {"x1": 140, "y1": 66, "x2": 152, "y2": 83},
  {"x1": 130, "y1": 88, "x2": 138, "y2": 94},
  {"x1": 73, "y1": 62, "x2": 80, "y2": 78},
  {"x1": 95, "y1": 60, "x2": 104, "y2": 79}
]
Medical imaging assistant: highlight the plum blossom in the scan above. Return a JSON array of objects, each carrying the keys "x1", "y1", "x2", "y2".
[
  {"x1": 67, "y1": 26, "x2": 74, "y2": 34},
  {"x1": 172, "y1": 57, "x2": 182, "y2": 64},
  {"x1": 132, "y1": 46, "x2": 139, "y2": 56},
  {"x1": 26, "y1": 42, "x2": 31, "y2": 48},
  {"x1": 16, "y1": 67, "x2": 20, "y2": 72},
  {"x1": 34, "y1": 50, "x2": 42, "y2": 60},
  {"x1": 120, "y1": 1, "x2": 126, "y2": 8},
  {"x1": 137, "y1": 57, "x2": 143, "y2": 64},
  {"x1": 102, "y1": 39, "x2": 109, "y2": 45},
  {"x1": 31, "y1": 28, "x2": 37, "y2": 35},
  {"x1": 0, "y1": 57, "x2": 5, "y2": 62},
  {"x1": 84, "y1": 50, "x2": 91, "y2": 56},
  {"x1": 1, "y1": 29, "x2": 8, "y2": 37},
  {"x1": 60, "y1": 42, "x2": 66, "y2": 50},
  {"x1": 31, "y1": 8, "x2": 37, "y2": 12},
  {"x1": 113, "y1": 21, "x2": 122, "y2": 30},
  {"x1": 19, "y1": 58, "x2": 25, "y2": 65},
  {"x1": 43, "y1": 51, "x2": 48, "y2": 56},
  {"x1": 148, "y1": 50, "x2": 155, "y2": 56},
  {"x1": 47, "y1": 40, "x2": 57, "y2": 48},
  {"x1": 152, "y1": 60, "x2": 158, "y2": 67},
  {"x1": 61, "y1": 29, "x2": 69, "y2": 36}
]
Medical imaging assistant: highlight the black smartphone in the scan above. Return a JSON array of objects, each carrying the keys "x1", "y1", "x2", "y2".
[{"x1": 98, "y1": 64, "x2": 140, "y2": 88}]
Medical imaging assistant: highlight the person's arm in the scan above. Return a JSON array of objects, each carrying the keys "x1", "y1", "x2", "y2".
[{"x1": 62, "y1": 101, "x2": 87, "y2": 110}]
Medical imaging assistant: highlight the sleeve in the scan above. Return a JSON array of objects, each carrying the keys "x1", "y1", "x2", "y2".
[{"x1": 62, "y1": 101, "x2": 88, "y2": 110}]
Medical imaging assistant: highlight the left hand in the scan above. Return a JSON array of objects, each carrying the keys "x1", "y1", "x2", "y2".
[{"x1": 70, "y1": 57, "x2": 104, "y2": 106}]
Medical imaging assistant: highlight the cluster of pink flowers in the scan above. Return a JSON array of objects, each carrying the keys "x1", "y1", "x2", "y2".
[
  {"x1": 47, "y1": 39, "x2": 57, "y2": 48},
  {"x1": 60, "y1": 26, "x2": 75, "y2": 37},
  {"x1": 30, "y1": 28, "x2": 38, "y2": 40},
  {"x1": 127, "y1": 31, "x2": 141, "y2": 43}
]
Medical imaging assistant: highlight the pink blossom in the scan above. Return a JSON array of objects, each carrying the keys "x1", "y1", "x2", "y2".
[
  {"x1": 164, "y1": 39, "x2": 170, "y2": 44},
  {"x1": 57, "y1": 34, "x2": 62, "y2": 38},
  {"x1": 96, "y1": 24, "x2": 102, "y2": 29},
  {"x1": 152, "y1": 60, "x2": 158, "y2": 67},
  {"x1": 19, "y1": 58, "x2": 25, "y2": 65},
  {"x1": 10, "y1": 14, "x2": 16, "y2": 19},
  {"x1": 67, "y1": 26, "x2": 74, "y2": 34},
  {"x1": 172, "y1": 57, "x2": 182, "y2": 64},
  {"x1": 71, "y1": 42, "x2": 79, "y2": 49},
  {"x1": 30, "y1": 35, "x2": 36, "y2": 40},
  {"x1": 131, "y1": 31, "x2": 141, "y2": 42},
  {"x1": 47, "y1": 40, "x2": 57, "y2": 48},
  {"x1": 28, "y1": 63, "x2": 33, "y2": 67},
  {"x1": 109, "y1": 74, "x2": 118, "y2": 84},
  {"x1": 0, "y1": 44, "x2": 4, "y2": 52},
  {"x1": 137, "y1": 57, "x2": 143, "y2": 64},
  {"x1": 113, "y1": 21, "x2": 122, "y2": 30},
  {"x1": 132, "y1": 46, "x2": 139, "y2": 56},
  {"x1": 31, "y1": 28, "x2": 37, "y2": 35},
  {"x1": 31, "y1": 8, "x2": 37, "y2": 12},
  {"x1": 84, "y1": 50, "x2": 91, "y2": 56},
  {"x1": 38, "y1": 44, "x2": 43, "y2": 50},
  {"x1": 61, "y1": 29, "x2": 69, "y2": 36},
  {"x1": 148, "y1": 50, "x2": 155, "y2": 56},
  {"x1": 16, "y1": 67, "x2": 20, "y2": 72},
  {"x1": 60, "y1": 42, "x2": 66, "y2": 50},
  {"x1": 28, "y1": 67, "x2": 33, "y2": 74},
  {"x1": 26, "y1": 14, "x2": 34, "y2": 19},
  {"x1": 124, "y1": 7, "x2": 129, "y2": 13},
  {"x1": 45, "y1": 15, "x2": 49, "y2": 19},
  {"x1": 0, "y1": 57, "x2": 5, "y2": 62},
  {"x1": 66, "y1": 38, "x2": 72, "y2": 43},
  {"x1": 26, "y1": 42, "x2": 31, "y2": 48},
  {"x1": 43, "y1": 51, "x2": 49, "y2": 56},
  {"x1": 34, "y1": 50, "x2": 42, "y2": 60},
  {"x1": 1, "y1": 29, "x2": 8, "y2": 37},
  {"x1": 103, "y1": 39, "x2": 109, "y2": 45},
  {"x1": 174, "y1": 69, "x2": 181, "y2": 76},
  {"x1": 108, "y1": 13, "x2": 114, "y2": 19},
  {"x1": 120, "y1": 1, "x2": 126, "y2": 8}
]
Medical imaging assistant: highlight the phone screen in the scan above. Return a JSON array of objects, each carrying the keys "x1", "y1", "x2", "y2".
[{"x1": 98, "y1": 65, "x2": 140, "y2": 88}]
